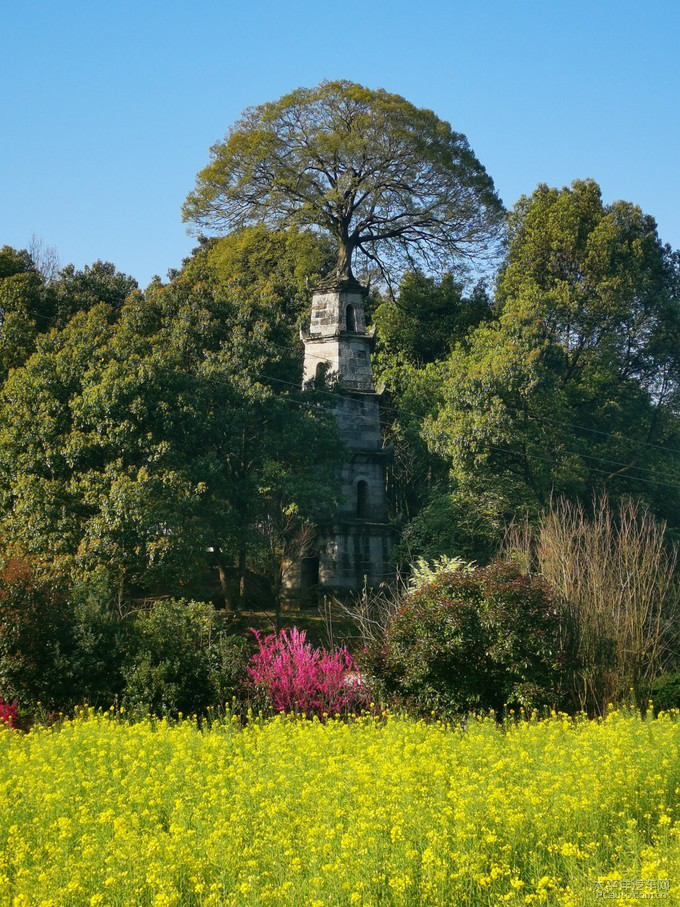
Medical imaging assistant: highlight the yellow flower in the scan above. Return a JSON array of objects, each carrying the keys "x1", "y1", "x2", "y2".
[{"x1": 0, "y1": 710, "x2": 675, "y2": 904}]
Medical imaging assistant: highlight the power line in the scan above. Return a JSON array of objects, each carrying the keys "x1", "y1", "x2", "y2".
[
  {"x1": 480, "y1": 423, "x2": 680, "y2": 481},
  {"x1": 265, "y1": 332, "x2": 680, "y2": 460},
  {"x1": 27, "y1": 310, "x2": 678, "y2": 486},
  {"x1": 18, "y1": 280, "x2": 680, "y2": 460},
  {"x1": 485, "y1": 444, "x2": 680, "y2": 494},
  {"x1": 267, "y1": 392, "x2": 392, "y2": 432},
  {"x1": 255, "y1": 371, "x2": 680, "y2": 487},
  {"x1": 488, "y1": 398, "x2": 680, "y2": 458},
  {"x1": 208, "y1": 370, "x2": 680, "y2": 491},
  {"x1": 287, "y1": 394, "x2": 680, "y2": 491},
  {"x1": 197, "y1": 369, "x2": 680, "y2": 489},
  {"x1": 196, "y1": 369, "x2": 394, "y2": 432}
]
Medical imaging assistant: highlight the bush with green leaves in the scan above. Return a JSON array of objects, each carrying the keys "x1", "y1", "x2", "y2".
[
  {"x1": 0, "y1": 558, "x2": 74, "y2": 709},
  {"x1": 122, "y1": 598, "x2": 249, "y2": 715},
  {"x1": 66, "y1": 572, "x2": 126, "y2": 707},
  {"x1": 650, "y1": 672, "x2": 680, "y2": 713},
  {"x1": 364, "y1": 562, "x2": 568, "y2": 717},
  {"x1": 0, "y1": 557, "x2": 249, "y2": 716},
  {"x1": 407, "y1": 554, "x2": 475, "y2": 592},
  {"x1": 0, "y1": 559, "x2": 126, "y2": 711}
]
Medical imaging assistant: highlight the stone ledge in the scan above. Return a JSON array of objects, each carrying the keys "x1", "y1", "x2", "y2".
[{"x1": 314, "y1": 275, "x2": 368, "y2": 295}]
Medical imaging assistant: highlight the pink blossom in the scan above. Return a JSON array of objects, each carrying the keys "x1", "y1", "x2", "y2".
[{"x1": 247, "y1": 628, "x2": 367, "y2": 717}]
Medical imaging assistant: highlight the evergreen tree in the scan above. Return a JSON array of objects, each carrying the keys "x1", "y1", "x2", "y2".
[{"x1": 427, "y1": 180, "x2": 680, "y2": 540}]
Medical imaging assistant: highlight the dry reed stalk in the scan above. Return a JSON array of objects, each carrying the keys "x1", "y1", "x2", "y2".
[{"x1": 503, "y1": 495, "x2": 679, "y2": 713}]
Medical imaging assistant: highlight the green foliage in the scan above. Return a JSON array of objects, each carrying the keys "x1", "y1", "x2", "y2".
[
  {"x1": 190, "y1": 225, "x2": 333, "y2": 330},
  {"x1": 0, "y1": 246, "x2": 34, "y2": 280},
  {"x1": 395, "y1": 487, "x2": 507, "y2": 566},
  {"x1": 0, "y1": 247, "x2": 50, "y2": 382},
  {"x1": 372, "y1": 272, "x2": 495, "y2": 562},
  {"x1": 406, "y1": 554, "x2": 476, "y2": 592},
  {"x1": 0, "y1": 558, "x2": 125, "y2": 710},
  {"x1": 3, "y1": 150, "x2": 680, "y2": 723},
  {"x1": 183, "y1": 80, "x2": 504, "y2": 284},
  {"x1": 68, "y1": 571, "x2": 126, "y2": 706},
  {"x1": 0, "y1": 249, "x2": 137, "y2": 386},
  {"x1": 650, "y1": 672, "x2": 680, "y2": 712},
  {"x1": 373, "y1": 272, "x2": 491, "y2": 368},
  {"x1": 0, "y1": 558, "x2": 73, "y2": 707},
  {"x1": 122, "y1": 598, "x2": 249, "y2": 715},
  {"x1": 0, "y1": 554, "x2": 248, "y2": 715},
  {"x1": 366, "y1": 562, "x2": 566, "y2": 717},
  {"x1": 426, "y1": 179, "x2": 680, "y2": 534},
  {"x1": 50, "y1": 260, "x2": 138, "y2": 324},
  {"x1": 0, "y1": 229, "x2": 342, "y2": 603},
  {"x1": 376, "y1": 359, "x2": 446, "y2": 532}
]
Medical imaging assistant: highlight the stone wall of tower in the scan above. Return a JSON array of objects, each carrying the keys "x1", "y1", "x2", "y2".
[
  {"x1": 302, "y1": 335, "x2": 375, "y2": 393},
  {"x1": 302, "y1": 287, "x2": 374, "y2": 392},
  {"x1": 284, "y1": 283, "x2": 393, "y2": 602},
  {"x1": 336, "y1": 394, "x2": 381, "y2": 450},
  {"x1": 308, "y1": 289, "x2": 368, "y2": 336}
]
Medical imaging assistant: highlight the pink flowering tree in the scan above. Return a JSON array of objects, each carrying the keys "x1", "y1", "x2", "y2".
[{"x1": 247, "y1": 628, "x2": 367, "y2": 717}]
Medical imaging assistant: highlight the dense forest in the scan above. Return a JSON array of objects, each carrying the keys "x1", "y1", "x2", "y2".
[
  {"x1": 2, "y1": 177, "x2": 679, "y2": 603},
  {"x1": 1, "y1": 81, "x2": 679, "y2": 714}
]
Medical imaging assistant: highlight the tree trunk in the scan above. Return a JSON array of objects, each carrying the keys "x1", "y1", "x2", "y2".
[
  {"x1": 238, "y1": 547, "x2": 247, "y2": 607},
  {"x1": 212, "y1": 546, "x2": 238, "y2": 612},
  {"x1": 321, "y1": 231, "x2": 356, "y2": 286},
  {"x1": 215, "y1": 557, "x2": 233, "y2": 612},
  {"x1": 273, "y1": 560, "x2": 283, "y2": 632},
  {"x1": 335, "y1": 238, "x2": 353, "y2": 282}
]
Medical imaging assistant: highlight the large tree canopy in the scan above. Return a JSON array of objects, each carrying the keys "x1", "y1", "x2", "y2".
[
  {"x1": 183, "y1": 80, "x2": 504, "y2": 287},
  {"x1": 0, "y1": 230, "x2": 341, "y2": 607},
  {"x1": 0, "y1": 247, "x2": 137, "y2": 384},
  {"x1": 426, "y1": 180, "x2": 680, "y2": 533}
]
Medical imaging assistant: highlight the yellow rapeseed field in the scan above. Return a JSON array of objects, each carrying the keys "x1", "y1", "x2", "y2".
[{"x1": 0, "y1": 710, "x2": 677, "y2": 906}]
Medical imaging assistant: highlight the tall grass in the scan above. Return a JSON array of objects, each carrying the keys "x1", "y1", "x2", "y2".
[{"x1": 504, "y1": 496, "x2": 680, "y2": 714}]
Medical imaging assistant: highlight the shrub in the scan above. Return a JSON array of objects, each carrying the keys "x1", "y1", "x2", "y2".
[
  {"x1": 407, "y1": 554, "x2": 476, "y2": 592},
  {"x1": 395, "y1": 488, "x2": 506, "y2": 568},
  {"x1": 650, "y1": 671, "x2": 680, "y2": 712},
  {"x1": 0, "y1": 558, "x2": 74, "y2": 708},
  {"x1": 122, "y1": 599, "x2": 248, "y2": 715},
  {"x1": 67, "y1": 572, "x2": 126, "y2": 706},
  {"x1": 504, "y1": 496, "x2": 680, "y2": 713},
  {"x1": 0, "y1": 558, "x2": 128, "y2": 711},
  {"x1": 364, "y1": 561, "x2": 567, "y2": 717},
  {"x1": 247, "y1": 627, "x2": 367, "y2": 717},
  {"x1": 0, "y1": 560, "x2": 251, "y2": 716}
]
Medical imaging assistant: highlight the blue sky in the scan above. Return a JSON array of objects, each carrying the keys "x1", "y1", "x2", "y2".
[{"x1": 1, "y1": 1, "x2": 678, "y2": 287}]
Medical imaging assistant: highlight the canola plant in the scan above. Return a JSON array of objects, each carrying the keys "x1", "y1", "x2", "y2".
[{"x1": 0, "y1": 709, "x2": 677, "y2": 906}]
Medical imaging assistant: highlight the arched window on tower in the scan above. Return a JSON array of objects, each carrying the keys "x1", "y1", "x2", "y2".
[
  {"x1": 356, "y1": 480, "x2": 369, "y2": 518},
  {"x1": 345, "y1": 304, "x2": 356, "y2": 332},
  {"x1": 315, "y1": 361, "x2": 328, "y2": 384}
]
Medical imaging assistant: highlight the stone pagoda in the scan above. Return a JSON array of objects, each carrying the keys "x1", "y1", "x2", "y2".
[{"x1": 286, "y1": 278, "x2": 393, "y2": 601}]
